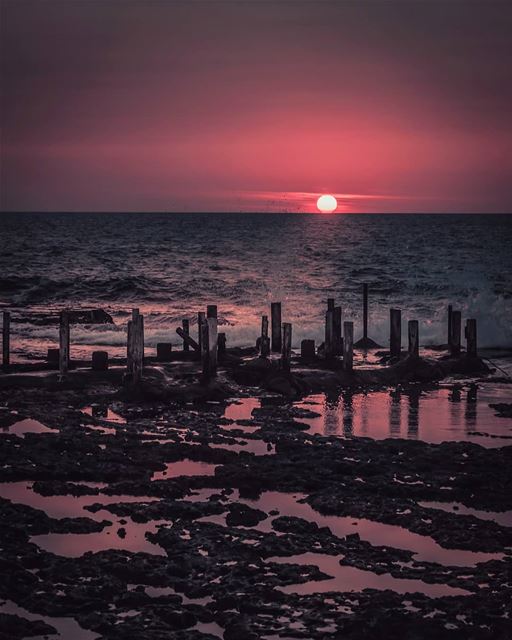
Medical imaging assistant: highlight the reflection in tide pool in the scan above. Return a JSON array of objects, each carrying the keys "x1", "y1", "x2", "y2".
[
  {"x1": 295, "y1": 385, "x2": 512, "y2": 447},
  {"x1": 0, "y1": 600, "x2": 100, "y2": 640},
  {"x1": 267, "y1": 553, "x2": 470, "y2": 598}
]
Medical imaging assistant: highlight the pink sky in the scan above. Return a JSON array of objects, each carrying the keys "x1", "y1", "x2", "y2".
[{"x1": 1, "y1": 1, "x2": 511, "y2": 213}]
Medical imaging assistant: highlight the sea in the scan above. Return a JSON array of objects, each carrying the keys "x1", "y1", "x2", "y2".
[{"x1": 1, "y1": 212, "x2": 511, "y2": 362}]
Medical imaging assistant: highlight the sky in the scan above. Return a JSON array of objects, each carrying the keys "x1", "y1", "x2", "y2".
[{"x1": 1, "y1": 0, "x2": 511, "y2": 213}]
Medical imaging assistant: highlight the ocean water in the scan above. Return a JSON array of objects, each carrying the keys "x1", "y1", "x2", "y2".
[{"x1": 1, "y1": 212, "x2": 511, "y2": 360}]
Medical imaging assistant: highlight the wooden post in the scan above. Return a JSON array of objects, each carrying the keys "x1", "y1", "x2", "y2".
[
  {"x1": 218, "y1": 332, "x2": 226, "y2": 356},
  {"x1": 327, "y1": 298, "x2": 335, "y2": 312},
  {"x1": 408, "y1": 320, "x2": 419, "y2": 358},
  {"x1": 127, "y1": 320, "x2": 133, "y2": 374},
  {"x1": 260, "y1": 315, "x2": 270, "y2": 356},
  {"x1": 447, "y1": 305, "x2": 453, "y2": 348},
  {"x1": 200, "y1": 319, "x2": 209, "y2": 376},
  {"x1": 333, "y1": 306, "x2": 342, "y2": 355},
  {"x1": 176, "y1": 327, "x2": 200, "y2": 352},
  {"x1": 363, "y1": 284, "x2": 369, "y2": 340},
  {"x1": 325, "y1": 309, "x2": 334, "y2": 359},
  {"x1": 450, "y1": 310, "x2": 461, "y2": 356},
  {"x1": 301, "y1": 339, "x2": 315, "y2": 359},
  {"x1": 281, "y1": 322, "x2": 292, "y2": 372},
  {"x1": 271, "y1": 302, "x2": 282, "y2": 352},
  {"x1": 92, "y1": 351, "x2": 108, "y2": 371},
  {"x1": 2, "y1": 311, "x2": 10, "y2": 369},
  {"x1": 390, "y1": 309, "x2": 401, "y2": 361},
  {"x1": 466, "y1": 319, "x2": 477, "y2": 358},
  {"x1": 207, "y1": 305, "x2": 218, "y2": 374},
  {"x1": 156, "y1": 343, "x2": 172, "y2": 361},
  {"x1": 182, "y1": 319, "x2": 190, "y2": 352},
  {"x1": 343, "y1": 321, "x2": 354, "y2": 371},
  {"x1": 59, "y1": 310, "x2": 70, "y2": 376},
  {"x1": 132, "y1": 313, "x2": 144, "y2": 383},
  {"x1": 197, "y1": 311, "x2": 206, "y2": 354}
]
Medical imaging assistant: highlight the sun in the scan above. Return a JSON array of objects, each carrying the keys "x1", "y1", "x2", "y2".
[{"x1": 316, "y1": 194, "x2": 337, "y2": 213}]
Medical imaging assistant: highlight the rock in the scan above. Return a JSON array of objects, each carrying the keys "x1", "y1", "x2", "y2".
[{"x1": 226, "y1": 503, "x2": 267, "y2": 527}]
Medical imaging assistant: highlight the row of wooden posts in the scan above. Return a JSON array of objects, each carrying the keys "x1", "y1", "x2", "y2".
[{"x1": 0, "y1": 285, "x2": 478, "y2": 378}]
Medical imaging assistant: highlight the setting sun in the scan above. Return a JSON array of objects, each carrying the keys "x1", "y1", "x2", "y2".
[{"x1": 316, "y1": 194, "x2": 338, "y2": 213}]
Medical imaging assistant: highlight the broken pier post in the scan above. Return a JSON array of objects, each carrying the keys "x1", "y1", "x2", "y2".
[
  {"x1": 448, "y1": 305, "x2": 453, "y2": 348},
  {"x1": 156, "y1": 343, "x2": 173, "y2": 362},
  {"x1": 465, "y1": 318, "x2": 477, "y2": 358},
  {"x1": 450, "y1": 310, "x2": 461, "y2": 356},
  {"x1": 260, "y1": 314, "x2": 270, "y2": 357},
  {"x1": 218, "y1": 332, "x2": 226, "y2": 357},
  {"x1": 333, "y1": 306, "x2": 342, "y2": 355},
  {"x1": 325, "y1": 299, "x2": 335, "y2": 359},
  {"x1": 200, "y1": 317, "x2": 209, "y2": 376},
  {"x1": 207, "y1": 305, "x2": 218, "y2": 375},
  {"x1": 92, "y1": 350, "x2": 109, "y2": 371},
  {"x1": 390, "y1": 308, "x2": 402, "y2": 361},
  {"x1": 182, "y1": 319, "x2": 190, "y2": 352},
  {"x1": 176, "y1": 327, "x2": 200, "y2": 352},
  {"x1": 363, "y1": 283, "x2": 369, "y2": 340},
  {"x1": 408, "y1": 320, "x2": 419, "y2": 358},
  {"x1": 281, "y1": 322, "x2": 292, "y2": 372},
  {"x1": 59, "y1": 310, "x2": 70, "y2": 376},
  {"x1": 343, "y1": 321, "x2": 354, "y2": 371},
  {"x1": 197, "y1": 311, "x2": 206, "y2": 354},
  {"x1": 2, "y1": 311, "x2": 10, "y2": 369},
  {"x1": 354, "y1": 284, "x2": 380, "y2": 349},
  {"x1": 131, "y1": 312, "x2": 144, "y2": 383},
  {"x1": 271, "y1": 302, "x2": 282, "y2": 353},
  {"x1": 301, "y1": 339, "x2": 315, "y2": 359}
]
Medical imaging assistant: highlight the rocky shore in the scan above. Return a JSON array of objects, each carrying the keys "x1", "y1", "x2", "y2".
[{"x1": 0, "y1": 351, "x2": 511, "y2": 639}]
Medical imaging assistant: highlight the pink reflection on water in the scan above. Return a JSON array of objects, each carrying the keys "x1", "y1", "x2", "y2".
[
  {"x1": 267, "y1": 552, "x2": 470, "y2": 598},
  {"x1": 0, "y1": 600, "x2": 100, "y2": 640},
  {"x1": 223, "y1": 398, "x2": 261, "y2": 422},
  {"x1": 240, "y1": 492, "x2": 502, "y2": 566},
  {"x1": 0, "y1": 418, "x2": 58, "y2": 438},
  {"x1": 295, "y1": 385, "x2": 512, "y2": 447},
  {"x1": 419, "y1": 501, "x2": 512, "y2": 528},
  {"x1": 0, "y1": 481, "x2": 166, "y2": 556},
  {"x1": 151, "y1": 460, "x2": 218, "y2": 481}
]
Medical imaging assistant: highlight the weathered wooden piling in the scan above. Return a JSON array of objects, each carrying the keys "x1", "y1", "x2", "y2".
[
  {"x1": 325, "y1": 307, "x2": 334, "y2": 359},
  {"x1": 207, "y1": 305, "x2": 218, "y2": 374},
  {"x1": 327, "y1": 298, "x2": 335, "y2": 312},
  {"x1": 343, "y1": 321, "x2": 354, "y2": 371},
  {"x1": 281, "y1": 322, "x2": 292, "y2": 372},
  {"x1": 2, "y1": 311, "x2": 10, "y2": 369},
  {"x1": 131, "y1": 313, "x2": 144, "y2": 383},
  {"x1": 333, "y1": 306, "x2": 342, "y2": 355},
  {"x1": 408, "y1": 320, "x2": 419, "y2": 358},
  {"x1": 301, "y1": 339, "x2": 315, "y2": 359},
  {"x1": 92, "y1": 350, "x2": 109, "y2": 371},
  {"x1": 271, "y1": 302, "x2": 282, "y2": 352},
  {"x1": 448, "y1": 305, "x2": 453, "y2": 347},
  {"x1": 182, "y1": 319, "x2": 190, "y2": 352},
  {"x1": 465, "y1": 318, "x2": 477, "y2": 357},
  {"x1": 59, "y1": 310, "x2": 70, "y2": 376},
  {"x1": 218, "y1": 332, "x2": 226, "y2": 356},
  {"x1": 47, "y1": 348, "x2": 59, "y2": 368},
  {"x1": 390, "y1": 308, "x2": 401, "y2": 361},
  {"x1": 200, "y1": 318, "x2": 209, "y2": 376},
  {"x1": 197, "y1": 311, "x2": 206, "y2": 354},
  {"x1": 260, "y1": 315, "x2": 270, "y2": 356},
  {"x1": 450, "y1": 310, "x2": 461, "y2": 356},
  {"x1": 363, "y1": 283, "x2": 369, "y2": 339},
  {"x1": 176, "y1": 327, "x2": 200, "y2": 352},
  {"x1": 156, "y1": 343, "x2": 172, "y2": 361}
]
